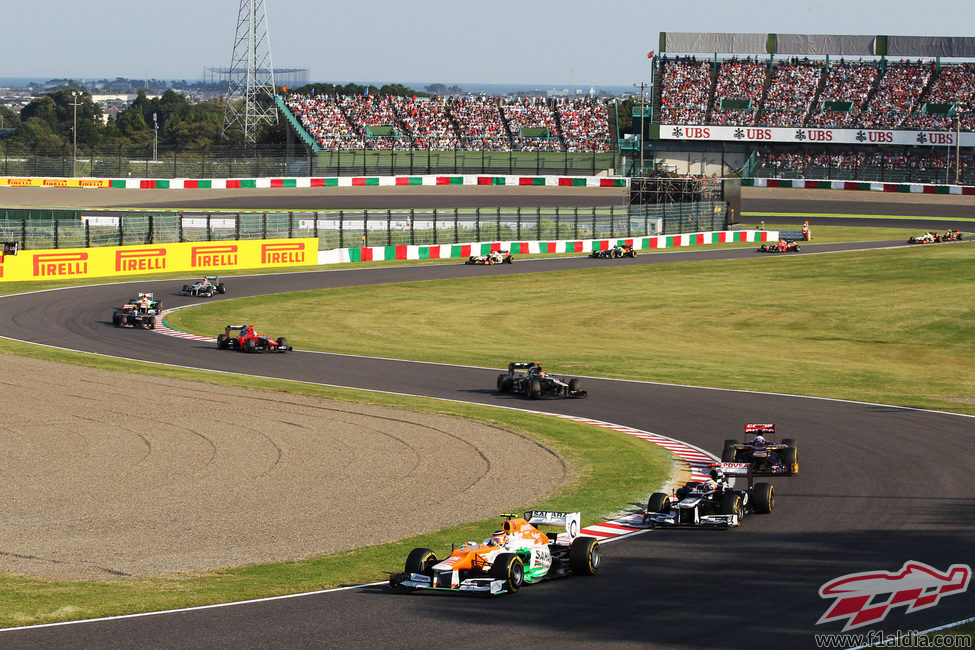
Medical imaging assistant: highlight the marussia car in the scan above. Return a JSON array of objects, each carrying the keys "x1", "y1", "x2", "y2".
[
  {"x1": 112, "y1": 292, "x2": 161, "y2": 329},
  {"x1": 389, "y1": 511, "x2": 599, "y2": 595},
  {"x1": 466, "y1": 250, "x2": 513, "y2": 265},
  {"x1": 496, "y1": 362, "x2": 587, "y2": 399},
  {"x1": 179, "y1": 276, "x2": 227, "y2": 297},
  {"x1": 757, "y1": 240, "x2": 800, "y2": 253},
  {"x1": 216, "y1": 324, "x2": 292, "y2": 353},
  {"x1": 643, "y1": 463, "x2": 774, "y2": 528},
  {"x1": 722, "y1": 423, "x2": 798, "y2": 475},
  {"x1": 589, "y1": 244, "x2": 636, "y2": 259}
]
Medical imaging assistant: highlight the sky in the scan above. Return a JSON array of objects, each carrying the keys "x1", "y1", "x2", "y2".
[{"x1": 7, "y1": 0, "x2": 975, "y2": 88}]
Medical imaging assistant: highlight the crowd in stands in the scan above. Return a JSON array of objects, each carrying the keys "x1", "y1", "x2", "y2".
[
  {"x1": 709, "y1": 57, "x2": 767, "y2": 126},
  {"x1": 283, "y1": 92, "x2": 612, "y2": 152},
  {"x1": 756, "y1": 59, "x2": 822, "y2": 127},
  {"x1": 655, "y1": 57, "x2": 975, "y2": 132},
  {"x1": 755, "y1": 149, "x2": 971, "y2": 175},
  {"x1": 659, "y1": 56, "x2": 712, "y2": 125}
]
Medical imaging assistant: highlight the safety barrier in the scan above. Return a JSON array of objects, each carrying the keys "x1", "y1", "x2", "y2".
[{"x1": 744, "y1": 177, "x2": 975, "y2": 195}]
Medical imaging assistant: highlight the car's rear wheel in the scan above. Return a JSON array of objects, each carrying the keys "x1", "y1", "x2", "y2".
[
  {"x1": 721, "y1": 446, "x2": 738, "y2": 462},
  {"x1": 244, "y1": 338, "x2": 256, "y2": 353},
  {"x1": 217, "y1": 333, "x2": 229, "y2": 349},
  {"x1": 752, "y1": 483, "x2": 774, "y2": 514},
  {"x1": 569, "y1": 536, "x2": 600, "y2": 575},
  {"x1": 491, "y1": 553, "x2": 525, "y2": 593},
  {"x1": 404, "y1": 547, "x2": 438, "y2": 575},
  {"x1": 528, "y1": 378, "x2": 541, "y2": 399},
  {"x1": 276, "y1": 337, "x2": 289, "y2": 352},
  {"x1": 780, "y1": 445, "x2": 798, "y2": 474}
]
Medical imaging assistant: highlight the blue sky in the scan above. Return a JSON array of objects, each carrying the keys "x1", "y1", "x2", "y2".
[{"x1": 9, "y1": 0, "x2": 975, "y2": 86}]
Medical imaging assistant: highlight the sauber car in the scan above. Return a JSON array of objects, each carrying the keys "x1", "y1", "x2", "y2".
[
  {"x1": 643, "y1": 463, "x2": 774, "y2": 528},
  {"x1": 216, "y1": 324, "x2": 292, "y2": 353},
  {"x1": 589, "y1": 244, "x2": 636, "y2": 259},
  {"x1": 389, "y1": 511, "x2": 599, "y2": 595},
  {"x1": 112, "y1": 292, "x2": 161, "y2": 329},
  {"x1": 722, "y1": 424, "x2": 798, "y2": 475},
  {"x1": 496, "y1": 362, "x2": 587, "y2": 399},
  {"x1": 757, "y1": 240, "x2": 800, "y2": 253},
  {"x1": 466, "y1": 250, "x2": 513, "y2": 265},
  {"x1": 179, "y1": 276, "x2": 227, "y2": 297}
]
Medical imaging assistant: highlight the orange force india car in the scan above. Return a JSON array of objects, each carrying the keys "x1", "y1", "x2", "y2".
[{"x1": 389, "y1": 511, "x2": 600, "y2": 595}]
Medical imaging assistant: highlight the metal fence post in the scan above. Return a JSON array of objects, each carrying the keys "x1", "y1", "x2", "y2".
[
  {"x1": 454, "y1": 208, "x2": 459, "y2": 243},
  {"x1": 339, "y1": 210, "x2": 344, "y2": 249},
  {"x1": 313, "y1": 211, "x2": 319, "y2": 239},
  {"x1": 555, "y1": 207, "x2": 561, "y2": 240},
  {"x1": 262, "y1": 212, "x2": 267, "y2": 240},
  {"x1": 288, "y1": 211, "x2": 294, "y2": 240},
  {"x1": 574, "y1": 207, "x2": 579, "y2": 240},
  {"x1": 433, "y1": 209, "x2": 438, "y2": 244},
  {"x1": 475, "y1": 208, "x2": 481, "y2": 242},
  {"x1": 496, "y1": 208, "x2": 501, "y2": 241},
  {"x1": 119, "y1": 215, "x2": 124, "y2": 246},
  {"x1": 148, "y1": 214, "x2": 154, "y2": 244},
  {"x1": 233, "y1": 212, "x2": 239, "y2": 240},
  {"x1": 363, "y1": 209, "x2": 368, "y2": 247},
  {"x1": 21, "y1": 220, "x2": 26, "y2": 250},
  {"x1": 410, "y1": 209, "x2": 415, "y2": 245},
  {"x1": 207, "y1": 213, "x2": 213, "y2": 241},
  {"x1": 85, "y1": 220, "x2": 91, "y2": 247},
  {"x1": 517, "y1": 207, "x2": 521, "y2": 240},
  {"x1": 54, "y1": 220, "x2": 59, "y2": 249},
  {"x1": 387, "y1": 209, "x2": 392, "y2": 246},
  {"x1": 591, "y1": 207, "x2": 596, "y2": 239}
]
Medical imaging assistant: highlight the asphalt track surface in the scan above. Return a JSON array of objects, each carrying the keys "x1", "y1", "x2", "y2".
[{"x1": 1, "y1": 196, "x2": 974, "y2": 648}]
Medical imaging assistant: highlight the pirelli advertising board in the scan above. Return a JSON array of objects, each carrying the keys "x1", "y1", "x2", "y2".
[
  {"x1": 0, "y1": 238, "x2": 317, "y2": 281},
  {"x1": 0, "y1": 177, "x2": 113, "y2": 188}
]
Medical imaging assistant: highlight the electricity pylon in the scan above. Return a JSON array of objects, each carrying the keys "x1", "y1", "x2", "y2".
[{"x1": 221, "y1": 0, "x2": 278, "y2": 143}]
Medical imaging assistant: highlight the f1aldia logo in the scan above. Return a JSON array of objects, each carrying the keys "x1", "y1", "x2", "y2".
[{"x1": 817, "y1": 561, "x2": 970, "y2": 631}]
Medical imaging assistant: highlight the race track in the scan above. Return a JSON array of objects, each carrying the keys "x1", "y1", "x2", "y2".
[{"x1": 1, "y1": 189, "x2": 973, "y2": 648}]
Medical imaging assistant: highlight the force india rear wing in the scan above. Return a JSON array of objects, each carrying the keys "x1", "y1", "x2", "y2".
[{"x1": 523, "y1": 511, "x2": 581, "y2": 540}]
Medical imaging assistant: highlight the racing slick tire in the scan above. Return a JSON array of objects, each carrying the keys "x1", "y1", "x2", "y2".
[
  {"x1": 217, "y1": 283, "x2": 227, "y2": 295},
  {"x1": 497, "y1": 374, "x2": 510, "y2": 392},
  {"x1": 404, "y1": 547, "x2": 438, "y2": 575},
  {"x1": 721, "y1": 446, "x2": 739, "y2": 462},
  {"x1": 491, "y1": 553, "x2": 525, "y2": 593},
  {"x1": 504, "y1": 256, "x2": 513, "y2": 264},
  {"x1": 780, "y1": 445, "x2": 799, "y2": 474},
  {"x1": 527, "y1": 378, "x2": 542, "y2": 399},
  {"x1": 782, "y1": 438, "x2": 797, "y2": 448},
  {"x1": 182, "y1": 284, "x2": 191, "y2": 293},
  {"x1": 147, "y1": 316, "x2": 156, "y2": 329},
  {"x1": 752, "y1": 483, "x2": 774, "y2": 514},
  {"x1": 112, "y1": 313, "x2": 122, "y2": 327},
  {"x1": 217, "y1": 333, "x2": 230, "y2": 349},
  {"x1": 610, "y1": 249, "x2": 618, "y2": 259},
  {"x1": 568, "y1": 378, "x2": 583, "y2": 395},
  {"x1": 646, "y1": 492, "x2": 671, "y2": 514},
  {"x1": 568, "y1": 536, "x2": 600, "y2": 576},
  {"x1": 276, "y1": 337, "x2": 289, "y2": 352},
  {"x1": 720, "y1": 493, "x2": 744, "y2": 521},
  {"x1": 628, "y1": 249, "x2": 637, "y2": 258},
  {"x1": 243, "y1": 337, "x2": 256, "y2": 353}
]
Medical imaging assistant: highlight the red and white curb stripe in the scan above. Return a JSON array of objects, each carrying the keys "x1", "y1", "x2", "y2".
[
  {"x1": 150, "y1": 317, "x2": 718, "y2": 541},
  {"x1": 553, "y1": 414, "x2": 718, "y2": 540}
]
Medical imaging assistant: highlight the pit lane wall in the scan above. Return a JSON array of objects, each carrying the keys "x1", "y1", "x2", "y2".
[
  {"x1": 318, "y1": 230, "x2": 776, "y2": 264},
  {"x1": 0, "y1": 175, "x2": 628, "y2": 189},
  {"x1": 0, "y1": 238, "x2": 317, "y2": 282},
  {"x1": 745, "y1": 177, "x2": 975, "y2": 194}
]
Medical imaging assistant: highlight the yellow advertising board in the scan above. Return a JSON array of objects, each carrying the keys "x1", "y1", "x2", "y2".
[
  {"x1": 0, "y1": 177, "x2": 112, "y2": 188},
  {"x1": 0, "y1": 238, "x2": 318, "y2": 281}
]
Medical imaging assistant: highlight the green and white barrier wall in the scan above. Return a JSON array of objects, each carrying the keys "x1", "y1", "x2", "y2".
[{"x1": 745, "y1": 177, "x2": 975, "y2": 195}]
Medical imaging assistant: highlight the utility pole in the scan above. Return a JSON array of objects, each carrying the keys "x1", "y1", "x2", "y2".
[
  {"x1": 69, "y1": 91, "x2": 82, "y2": 178},
  {"x1": 153, "y1": 112, "x2": 158, "y2": 163}
]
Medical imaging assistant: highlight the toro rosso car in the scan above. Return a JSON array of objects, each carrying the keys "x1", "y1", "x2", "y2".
[
  {"x1": 179, "y1": 276, "x2": 226, "y2": 297},
  {"x1": 496, "y1": 362, "x2": 587, "y2": 399},
  {"x1": 722, "y1": 424, "x2": 798, "y2": 475},
  {"x1": 758, "y1": 239, "x2": 800, "y2": 253},
  {"x1": 643, "y1": 463, "x2": 774, "y2": 528},
  {"x1": 589, "y1": 244, "x2": 636, "y2": 259},
  {"x1": 389, "y1": 511, "x2": 599, "y2": 595},
  {"x1": 216, "y1": 324, "x2": 292, "y2": 353},
  {"x1": 466, "y1": 250, "x2": 513, "y2": 265},
  {"x1": 112, "y1": 292, "x2": 161, "y2": 329}
]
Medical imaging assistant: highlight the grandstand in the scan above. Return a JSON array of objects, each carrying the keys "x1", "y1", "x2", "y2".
[{"x1": 645, "y1": 32, "x2": 975, "y2": 184}]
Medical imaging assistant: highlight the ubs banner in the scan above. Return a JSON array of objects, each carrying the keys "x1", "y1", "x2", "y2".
[
  {"x1": 0, "y1": 238, "x2": 317, "y2": 281},
  {"x1": 659, "y1": 124, "x2": 973, "y2": 147}
]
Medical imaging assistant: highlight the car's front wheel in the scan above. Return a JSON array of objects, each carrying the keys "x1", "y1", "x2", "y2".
[{"x1": 491, "y1": 553, "x2": 525, "y2": 593}]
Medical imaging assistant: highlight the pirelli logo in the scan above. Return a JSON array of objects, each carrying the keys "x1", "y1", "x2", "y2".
[
  {"x1": 191, "y1": 244, "x2": 238, "y2": 268},
  {"x1": 116, "y1": 247, "x2": 167, "y2": 272},
  {"x1": 261, "y1": 241, "x2": 306, "y2": 265},
  {"x1": 33, "y1": 252, "x2": 89, "y2": 277},
  {"x1": 41, "y1": 179, "x2": 70, "y2": 187}
]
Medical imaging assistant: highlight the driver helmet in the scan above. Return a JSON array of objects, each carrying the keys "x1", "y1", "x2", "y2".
[
  {"x1": 489, "y1": 530, "x2": 507, "y2": 546},
  {"x1": 709, "y1": 468, "x2": 725, "y2": 482},
  {"x1": 538, "y1": 371, "x2": 547, "y2": 378},
  {"x1": 753, "y1": 435, "x2": 766, "y2": 446}
]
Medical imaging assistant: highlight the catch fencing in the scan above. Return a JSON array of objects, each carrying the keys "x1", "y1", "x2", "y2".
[{"x1": 0, "y1": 202, "x2": 728, "y2": 252}]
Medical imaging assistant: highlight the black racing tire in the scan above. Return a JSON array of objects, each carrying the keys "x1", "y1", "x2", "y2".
[
  {"x1": 497, "y1": 374, "x2": 507, "y2": 392},
  {"x1": 610, "y1": 248, "x2": 618, "y2": 259},
  {"x1": 721, "y1": 446, "x2": 738, "y2": 462},
  {"x1": 528, "y1": 378, "x2": 542, "y2": 399},
  {"x1": 505, "y1": 256, "x2": 513, "y2": 263},
  {"x1": 217, "y1": 333, "x2": 229, "y2": 349},
  {"x1": 404, "y1": 547, "x2": 438, "y2": 575},
  {"x1": 793, "y1": 245, "x2": 800, "y2": 251},
  {"x1": 752, "y1": 482, "x2": 774, "y2": 514},
  {"x1": 276, "y1": 337, "x2": 289, "y2": 352},
  {"x1": 780, "y1": 445, "x2": 799, "y2": 474},
  {"x1": 148, "y1": 316, "x2": 156, "y2": 329},
  {"x1": 112, "y1": 313, "x2": 122, "y2": 327},
  {"x1": 568, "y1": 378, "x2": 582, "y2": 394},
  {"x1": 243, "y1": 337, "x2": 256, "y2": 353},
  {"x1": 217, "y1": 283, "x2": 226, "y2": 294},
  {"x1": 647, "y1": 492, "x2": 671, "y2": 514},
  {"x1": 569, "y1": 536, "x2": 600, "y2": 575},
  {"x1": 491, "y1": 553, "x2": 525, "y2": 593},
  {"x1": 182, "y1": 284, "x2": 190, "y2": 293},
  {"x1": 724, "y1": 439, "x2": 738, "y2": 448},
  {"x1": 782, "y1": 438, "x2": 797, "y2": 448},
  {"x1": 720, "y1": 493, "x2": 744, "y2": 520}
]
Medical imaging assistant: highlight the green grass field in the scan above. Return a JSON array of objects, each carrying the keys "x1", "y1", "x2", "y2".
[{"x1": 0, "y1": 224, "x2": 972, "y2": 628}]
